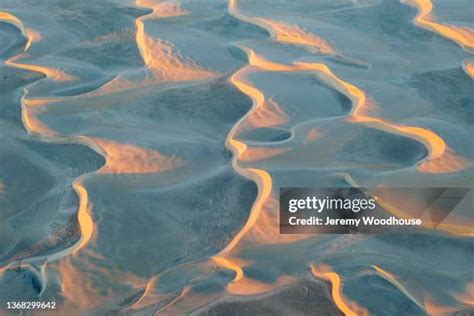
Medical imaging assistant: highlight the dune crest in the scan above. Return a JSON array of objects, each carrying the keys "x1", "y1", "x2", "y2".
[
  {"x1": 0, "y1": 0, "x2": 472, "y2": 313},
  {"x1": 135, "y1": 0, "x2": 217, "y2": 82},
  {"x1": 91, "y1": 138, "x2": 182, "y2": 174},
  {"x1": 402, "y1": 0, "x2": 474, "y2": 50},
  {"x1": 228, "y1": 0, "x2": 335, "y2": 54},
  {"x1": 311, "y1": 265, "x2": 369, "y2": 316}
]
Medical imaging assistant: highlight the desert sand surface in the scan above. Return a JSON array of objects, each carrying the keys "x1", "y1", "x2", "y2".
[{"x1": 0, "y1": 0, "x2": 473, "y2": 315}]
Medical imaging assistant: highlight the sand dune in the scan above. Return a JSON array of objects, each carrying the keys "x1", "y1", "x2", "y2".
[{"x1": 0, "y1": 0, "x2": 473, "y2": 315}]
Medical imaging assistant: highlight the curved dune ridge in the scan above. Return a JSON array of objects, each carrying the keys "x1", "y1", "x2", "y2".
[
  {"x1": 401, "y1": 0, "x2": 474, "y2": 79},
  {"x1": 0, "y1": 0, "x2": 473, "y2": 314},
  {"x1": 228, "y1": 0, "x2": 336, "y2": 56},
  {"x1": 0, "y1": 0, "x2": 230, "y2": 308},
  {"x1": 212, "y1": 0, "x2": 471, "y2": 306},
  {"x1": 311, "y1": 265, "x2": 369, "y2": 316},
  {"x1": 401, "y1": 0, "x2": 474, "y2": 50},
  {"x1": 211, "y1": 0, "x2": 472, "y2": 313},
  {"x1": 0, "y1": 0, "x2": 218, "y2": 262},
  {"x1": 0, "y1": 11, "x2": 95, "y2": 266},
  {"x1": 137, "y1": 38, "x2": 217, "y2": 81},
  {"x1": 135, "y1": 0, "x2": 217, "y2": 82},
  {"x1": 91, "y1": 137, "x2": 183, "y2": 174}
]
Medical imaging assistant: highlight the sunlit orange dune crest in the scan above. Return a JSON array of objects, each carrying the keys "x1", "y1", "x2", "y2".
[
  {"x1": 227, "y1": 67, "x2": 275, "y2": 250},
  {"x1": 239, "y1": 60, "x2": 431, "y2": 167},
  {"x1": 262, "y1": 19, "x2": 335, "y2": 55},
  {"x1": 227, "y1": 137, "x2": 248, "y2": 158},
  {"x1": 401, "y1": 0, "x2": 474, "y2": 50},
  {"x1": 304, "y1": 127, "x2": 324, "y2": 144},
  {"x1": 136, "y1": 0, "x2": 188, "y2": 19},
  {"x1": 248, "y1": 194, "x2": 314, "y2": 244},
  {"x1": 224, "y1": 53, "x2": 313, "y2": 252},
  {"x1": 135, "y1": 31, "x2": 217, "y2": 81},
  {"x1": 11, "y1": 61, "x2": 76, "y2": 81},
  {"x1": 288, "y1": 61, "x2": 375, "y2": 119},
  {"x1": 355, "y1": 96, "x2": 379, "y2": 117},
  {"x1": 243, "y1": 98, "x2": 289, "y2": 129},
  {"x1": 128, "y1": 277, "x2": 162, "y2": 309},
  {"x1": 246, "y1": 194, "x2": 280, "y2": 243},
  {"x1": 23, "y1": 98, "x2": 62, "y2": 107},
  {"x1": 453, "y1": 283, "x2": 474, "y2": 306},
  {"x1": 223, "y1": 68, "x2": 276, "y2": 250},
  {"x1": 246, "y1": 49, "x2": 293, "y2": 71},
  {"x1": 297, "y1": 59, "x2": 466, "y2": 174},
  {"x1": 296, "y1": 60, "x2": 456, "y2": 173},
  {"x1": 244, "y1": 52, "x2": 376, "y2": 121},
  {"x1": 22, "y1": 107, "x2": 58, "y2": 137},
  {"x1": 22, "y1": 97, "x2": 63, "y2": 136},
  {"x1": 147, "y1": 39, "x2": 216, "y2": 81},
  {"x1": 90, "y1": 138, "x2": 182, "y2": 174},
  {"x1": 372, "y1": 265, "x2": 424, "y2": 308},
  {"x1": 72, "y1": 181, "x2": 95, "y2": 254},
  {"x1": 8, "y1": 60, "x2": 77, "y2": 82},
  {"x1": 229, "y1": 67, "x2": 265, "y2": 106},
  {"x1": 350, "y1": 117, "x2": 445, "y2": 155},
  {"x1": 348, "y1": 117, "x2": 469, "y2": 174},
  {"x1": 311, "y1": 265, "x2": 368, "y2": 316},
  {"x1": 23, "y1": 28, "x2": 42, "y2": 51},
  {"x1": 417, "y1": 146, "x2": 470, "y2": 173},
  {"x1": 424, "y1": 293, "x2": 462, "y2": 316},
  {"x1": 221, "y1": 168, "x2": 272, "y2": 253},
  {"x1": 1, "y1": 12, "x2": 75, "y2": 82},
  {"x1": 212, "y1": 256, "x2": 244, "y2": 282},
  {"x1": 228, "y1": 275, "x2": 294, "y2": 296},
  {"x1": 6, "y1": 41, "x2": 77, "y2": 82},
  {"x1": 135, "y1": 1, "x2": 217, "y2": 82},
  {"x1": 462, "y1": 61, "x2": 474, "y2": 78},
  {"x1": 6, "y1": 49, "x2": 76, "y2": 82},
  {"x1": 228, "y1": 0, "x2": 239, "y2": 13},
  {"x1": 239, "y1": 146, "x2": 291, "y2": 162},
  {"x1": 0, "y1": 11, "x2": 23, "y2": 28},
  {"x1": 0, "y1": 11, "x2": 42, "y2": 51},
  {"x1": 212, "y1": 256, "x2": 294, "y2": 295},
  {"x1": 227, "y1": 0, "x2": 335, "y2": 55}
]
